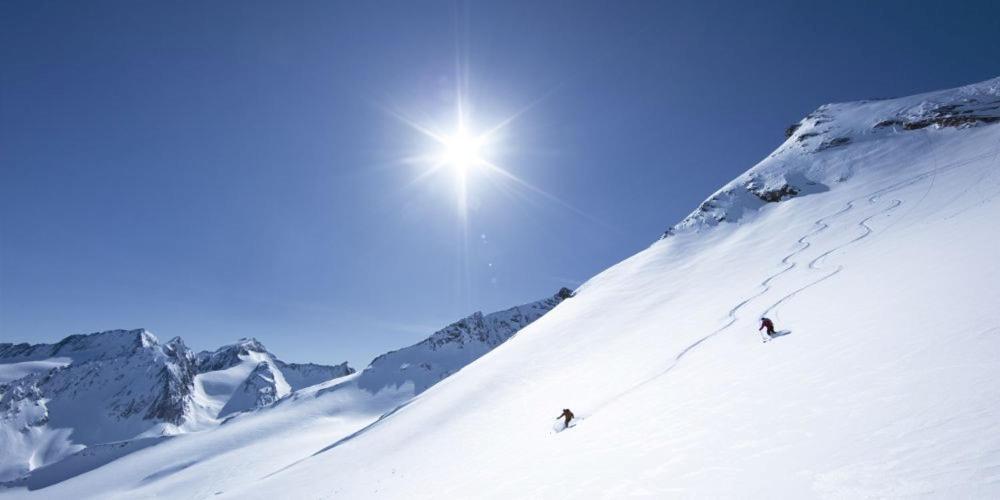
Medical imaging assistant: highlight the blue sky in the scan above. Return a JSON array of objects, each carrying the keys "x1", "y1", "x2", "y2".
[{"x1": 2, "y1": 0, "x2": 999, "y2": 367}]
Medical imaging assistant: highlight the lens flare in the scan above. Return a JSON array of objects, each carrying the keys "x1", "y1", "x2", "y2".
[{"x1": 441, "y1": 127, "x2": 484, "y2": 172}]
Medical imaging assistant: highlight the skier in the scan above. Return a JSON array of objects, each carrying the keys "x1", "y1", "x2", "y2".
[
  {"x1": 759, "y1": 317, "x2": 776, "y2": 336},
  {"x1": 556, "y1": 408, "x2": 575, "y2": 429}
]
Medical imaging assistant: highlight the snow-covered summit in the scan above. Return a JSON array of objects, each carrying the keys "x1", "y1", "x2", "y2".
[
  {"x1": 193, "y1": 337, "x2": 354, "y2": 394},
  {"x1": 217, "y1": 361, "x2": 290, "y2": 418},
  {"x1": 357, "y1": 287, "x2": 574, "y2": 394},
  {"x1": 665, "y1": 76, "x2": 1000, "y2": 237},
  {"x1": 1, "y1": 328, "x2": 158, "y2": 365},
  {"x1": 195, "y1": 337, "x2": 269, "y2": 372},
  {"x1": 0, "y1": 329, "x2": 196, "y2": 482}
]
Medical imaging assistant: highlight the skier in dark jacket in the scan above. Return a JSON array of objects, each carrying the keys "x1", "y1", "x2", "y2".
[
  {"x1": 556, "y1": 409, "x2": 575, "y2": 429},
  {"x1": 759, "y1": 317, "x2": 776, "y2": 336}
]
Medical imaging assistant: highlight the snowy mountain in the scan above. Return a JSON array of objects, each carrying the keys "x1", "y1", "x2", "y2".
[
  {"x1": 357, "y1": 287, "x2": 574, "y2": 394},
  {"x1": 0, "y1": 288, "x2": 570, "y2": 491},
  {"x1": 189, "y1": 338, "x2": 353, "y2": 420},
  {"x1": 0, "y1": 330, "x2": 353, "y2": 483},
  {"x1": 0, "y1": 329, "x2": 195, "y2": 483},
  {"x1": 2, "y1": 76, "x2": 999, "y2": 498},
  {"x1": 195, "y1": 338, "x2": 352, "y2": 393}
]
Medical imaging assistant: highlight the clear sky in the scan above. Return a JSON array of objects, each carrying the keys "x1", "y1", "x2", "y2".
[{"x1": 2, "y1": 0, "x2": 999, "y2": 367}]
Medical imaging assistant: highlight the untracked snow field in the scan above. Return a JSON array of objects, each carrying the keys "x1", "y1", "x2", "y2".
[{"x1": 3, "y1": 80, "x2": 1000, "y2": 498}]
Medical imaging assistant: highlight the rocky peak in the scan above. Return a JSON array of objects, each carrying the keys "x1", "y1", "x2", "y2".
[
  {"x1": 358, "y1": 288, "x2": 573, "y2": 394},
  {"x1": 1, "y1": 329, "x2": 160, "y2": 364},
  {"x1": 231, "y1": 337, "x2": 267, "y2": 354},
  {"x1": 163, "y1": 336, "x2": 194, "y2": 363},
  {"x1": 219, "y1": 361, "x2": 290, "y2": 418},
  {"x1": 195, "y1": 337, "x2": 269, "y2": 372}
]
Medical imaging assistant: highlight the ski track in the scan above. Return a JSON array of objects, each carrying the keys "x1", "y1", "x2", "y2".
[
  {"x1": 929, "y1": 126, "x2": 999, "y2": 218},
  {"x1": 587, "y1": 201, "x2": 859, "y2": 414},
  {"x1": 942, "y1": 136, "x2": 1000, "y2": 221},
  {"x1": 763, "y1": 197, "x2": 902, "y2": 319},
  {"x1": 228, "y1": 147, "x2": 996, "y2": 481},
  {"x1": 588, "y1": 148, "x2": 994, "y2": 417}
]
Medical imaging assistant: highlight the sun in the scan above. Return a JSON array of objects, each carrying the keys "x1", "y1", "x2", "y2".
[
  {"x1": 389, "y1": 94, "x2": 579, "y2": 221},
  {"x1": 389, "y1": 98, "x2": 595, "y2": 229},
  {"x1": 440, "y1": 127, "x2": 484, "y2": 172}
]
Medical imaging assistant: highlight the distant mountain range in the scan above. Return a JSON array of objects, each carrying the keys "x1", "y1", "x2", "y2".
[{"x1": 0, "y1": 287, "x2": 574, "y2": 484}]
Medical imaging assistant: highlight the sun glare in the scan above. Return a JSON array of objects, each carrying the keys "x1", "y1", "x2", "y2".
[
  {"x1": 389, "y1": 89, "x2": 587, "y2": 225},
  {"x1": 441, "y1": 128, "x2": 484, "y2": 171}
]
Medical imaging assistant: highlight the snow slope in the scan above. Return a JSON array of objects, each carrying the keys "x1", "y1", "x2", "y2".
[
  {"x1": 5, "y1": 77, "x2": 1000, "y2": 498},
  {"x1": 0, "y1": 290, "x2": 571, "y2": 494}
]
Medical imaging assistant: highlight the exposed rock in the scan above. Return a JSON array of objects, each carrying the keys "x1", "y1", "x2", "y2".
[
  {"x1": 144, "y1": 363, "x2": 195, "y2": 424},
  {"x1": 873, "y1": 97, "x2": 1000, "y2": 131},
  {"x1": 874, "y1": 119, "x2": 903, "y2": 129},
  {"x1": 817, "y1": 137, "x2": 851, "y2": 151},
  {"x1": 902, "y1": 115, "x2": 999, "y2": 130},
  {"x1": 663, "y1": 172, "x2": 830, "y2": 238},
  {"x1": 195, "y1": 338, "x2": 269, "y2": 372},
  {"x1": 748, "y1": 182, "x2": 800, "y2": 203},
  {"x1": 219, "y1": 362, "x2": 288, "y2": 418}
]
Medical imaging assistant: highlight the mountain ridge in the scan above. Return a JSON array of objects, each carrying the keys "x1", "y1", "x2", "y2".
[
  {"x1": 0, "y1": 329, "x2": 354, "y2": 482},
  {"x1": 0, "y1": 288, "x2": 574, "y2": 487}
]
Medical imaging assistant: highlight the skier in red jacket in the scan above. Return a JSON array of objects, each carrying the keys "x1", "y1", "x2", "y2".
[{"x1": 759, "y1": 317, "x2": 776, "y2": 336}]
